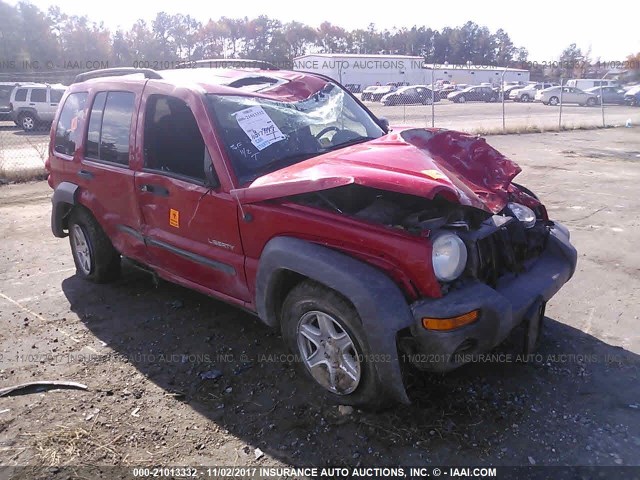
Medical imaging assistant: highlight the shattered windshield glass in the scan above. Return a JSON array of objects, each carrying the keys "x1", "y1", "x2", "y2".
[{"x1": 207, "y1": 83, "x2": 385, "y2": 184}]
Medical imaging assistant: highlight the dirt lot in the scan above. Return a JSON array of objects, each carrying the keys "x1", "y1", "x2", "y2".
[{"x1": 1, "y1": 128, "x2": 639, "y2": 476}]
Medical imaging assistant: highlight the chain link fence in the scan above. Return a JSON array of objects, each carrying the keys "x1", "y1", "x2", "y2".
[{"x1": 1, "y1": 71, "x2": 639, "y2": 182}]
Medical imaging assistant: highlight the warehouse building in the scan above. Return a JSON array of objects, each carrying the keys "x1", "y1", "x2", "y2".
[{"x1": 293, "y1": 54, "x2": 530, "y2": 90}]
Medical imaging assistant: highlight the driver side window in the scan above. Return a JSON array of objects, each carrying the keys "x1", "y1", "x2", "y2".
[{"x1": 143, "y1": 95, "x2": 210, "y2": 183}]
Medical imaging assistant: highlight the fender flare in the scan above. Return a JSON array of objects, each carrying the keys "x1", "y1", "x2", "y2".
[
  {"x1": 51, "y1": 181, "x2": 79, "y2": 237},
  {"x1": 255, "y1": 236, "x2": 414, "y2": 404}
]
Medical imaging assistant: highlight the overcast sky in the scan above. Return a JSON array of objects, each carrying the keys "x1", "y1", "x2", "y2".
[{"x1": 8, "y1": 0, "x2": 639, "y2": 61}]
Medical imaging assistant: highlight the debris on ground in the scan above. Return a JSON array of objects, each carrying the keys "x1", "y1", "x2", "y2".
[
  {"x1": 0, "y1": 381, "x2": 88, "y2": 397},
  {"x1": 200, "y1": 369, "x2": 223, "y2": 381}
]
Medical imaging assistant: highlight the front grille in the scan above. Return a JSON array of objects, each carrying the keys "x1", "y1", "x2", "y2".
[{"x1": 475, "y1": 219, "x2": 548, "y2": 287}]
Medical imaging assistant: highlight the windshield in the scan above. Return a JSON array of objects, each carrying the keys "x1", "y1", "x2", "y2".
[{"x1": 207, "y1": 83, "x2": 385, "y2": 184}]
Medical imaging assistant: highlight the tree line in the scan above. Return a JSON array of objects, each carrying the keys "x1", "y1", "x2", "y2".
[
  {"x1": 0, "y1": 2, "x2": 527, "y2": 69},
  {"x1": 0, "y1": 0, "x2": 637, "y2": 82}
]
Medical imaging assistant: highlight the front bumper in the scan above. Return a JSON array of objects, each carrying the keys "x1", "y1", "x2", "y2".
[{"x1": 402, "y1": 223, "x2": 577, "y2": 372}]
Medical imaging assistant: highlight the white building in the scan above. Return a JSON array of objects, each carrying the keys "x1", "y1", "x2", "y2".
[{"x1": 293, "y1": 54, "x2": 530, "y2": 88}]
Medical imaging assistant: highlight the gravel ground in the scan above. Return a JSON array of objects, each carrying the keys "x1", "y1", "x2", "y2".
[{"x1": 0, "y1": 127, "x2": 639, "y2": 477}]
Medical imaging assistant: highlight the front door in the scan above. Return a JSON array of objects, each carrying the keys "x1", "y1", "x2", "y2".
[{"x1": 134, "y1": 88, "x2": 249, "y2": 304}]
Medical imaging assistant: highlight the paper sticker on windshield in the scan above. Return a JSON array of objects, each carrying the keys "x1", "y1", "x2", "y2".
[{"x1": 234, "y1": 106, "x2": 285, "y2": 151}]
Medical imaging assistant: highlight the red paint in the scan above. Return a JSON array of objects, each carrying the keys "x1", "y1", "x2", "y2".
[{"x1": 47, "y1": 68, "x2": 536, "y2": 307}]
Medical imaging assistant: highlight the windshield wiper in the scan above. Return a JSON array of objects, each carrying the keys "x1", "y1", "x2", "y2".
[
  {"x1": 244, "y1": 152, "x2": 320, "y2": 183},
  {"x1": 323, "y1": 136, "x2": 376, "y2": 152}
]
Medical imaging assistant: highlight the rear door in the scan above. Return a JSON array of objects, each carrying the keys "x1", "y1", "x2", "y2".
[
  {"x1": 133, "y1": 85, "x2": 249, "y2": 304},
  {"x1": 74, "y1": 85, "x2": 147, "y2": 261},
  {"x1": 28, "y1": 88, "x2": 48, "y2": 120}
]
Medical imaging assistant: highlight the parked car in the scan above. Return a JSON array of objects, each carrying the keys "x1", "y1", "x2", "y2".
[
  {"x1": 510, "y1": 83, "x2": 556, "y2": 102},
  {"x1": 10, "y1": 83, "x2": 67, "y2": 131},
  {"x1": 496, "y1": 84, "x2": 526, "y2": 101},
  {"x1": 47, "y1": 67, "x2": 577, "y2": 409},
  {"x1": 345, "y1": 83, "x2": 362, "y2": 94},
  {"x1": 566, "y1": 79, "x2": 618, "y2": 90},
  {"x1": 361, "y1": 85, "x2": 379, "y2": 101},
  {"x1": 584, "y1": 86, "x2": 627, "y2": 105},
  {"x1": 370, "y1": 85, "x2": 398, "y2": 102},
  {"x1": 624, "y1": 85, "x2": 640, "y2": 106},
  {"x1": 0, "y1": 82, "x2": 37, "y2": 122},
  {"x1": 447, "y1": 85, "x2": 499, "y2": 103},
  {"x1": 535, "y1": 86, "x2": 599, "y2": 106},
  {"x1": 381, "y1": 85, "x2": 438, "y2": 105},
  {"x1": 437, "y1": 84, "x2": 466, "y2": 99}
]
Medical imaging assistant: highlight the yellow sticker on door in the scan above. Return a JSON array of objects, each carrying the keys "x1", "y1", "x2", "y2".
[{"x1": 169, "y1": 209, "x2": 180, "y2": 228}]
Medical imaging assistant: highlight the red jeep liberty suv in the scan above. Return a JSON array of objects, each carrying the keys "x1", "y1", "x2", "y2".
[{"x1": 46, "y1": 67, "x2": 577, "y2": 409}]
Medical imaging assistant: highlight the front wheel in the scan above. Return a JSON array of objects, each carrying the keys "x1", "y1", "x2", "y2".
[
  {"x1": 457, "y1": 96, "x2": 466, "y2": 103},
  {"x1": 586, "y1": 98, "x2": 597, "y2": 107},
  {"x1": 549, "y1": 96, "x2": 559, "y2": 106},
  {"x1": 281, "y1": 280, "x2": 387, "y2": 409},
  {"x1": 521, "y1": 94, "x2": 530, "y2": 102},
  {"x1": 68, "y1": 207, "x2": 121, "y2": 283}
]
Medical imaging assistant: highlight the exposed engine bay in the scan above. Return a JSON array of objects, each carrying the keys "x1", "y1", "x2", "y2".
[{"x1": 288, "y1": 184, "x2": 551, "y2": 288}]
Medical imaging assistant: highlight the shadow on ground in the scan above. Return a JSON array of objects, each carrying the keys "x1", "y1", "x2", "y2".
[{"x1": 62, "y1": 263, "x2": 640, "y2": 466}]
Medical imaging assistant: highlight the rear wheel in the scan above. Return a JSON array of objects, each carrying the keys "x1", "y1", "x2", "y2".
[
  {"x1": 68, "y1": 207, "x2": 121, "y2": 283},
  {"x1": 521, "y1": 94, "x2": 530, "y2": 102},
  {"x1": 281, "y1": 280, "x2": 387, "y2": 409},
  {"x1": 18, "y1": 112, "x2": 36, "y2": 131}
]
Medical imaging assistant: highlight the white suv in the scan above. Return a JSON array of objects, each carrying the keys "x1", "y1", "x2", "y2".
[
  {"x1": 10, "y1": 83, "x2": 67, "y2": 131},
  {"x1": 509, "y1": 82, "x2": 556, "y2": 102}
]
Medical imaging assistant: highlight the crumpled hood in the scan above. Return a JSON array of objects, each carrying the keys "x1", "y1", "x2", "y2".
[{"x1": 231, "y1": 128, "x2": 522, "y2": 214}]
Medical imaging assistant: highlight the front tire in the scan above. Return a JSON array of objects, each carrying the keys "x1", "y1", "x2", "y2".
[
  {"x1": 549, "y1": 96, "x2": 559, "y2": 106},
  {"x1": 68, "y1": 207, "x2": 121, "y2": 283},
  {"x1": 586, "y1": 98, "x2": 596, "y2": 106},
  {"x1": 521, "y1": 94, "x2": 530, "y2": 102},
  {"x1": 457, "y1": 96, "x2": 466, "y2": 103},
  {"x1": 281, "y1": 280, "x2": 386, "y2": 409}
]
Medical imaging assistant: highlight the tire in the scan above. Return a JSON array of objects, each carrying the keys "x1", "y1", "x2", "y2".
[
  {"x1": 521, "y1": 94, "x2": 530, "y2": 102},
  {"x1": 281, "y1": 280, "x2": 387, "y2": 409},
  {"x1": 457, "y1": 96, "x2": 466, "y2": 103},
  {"x1": 586, "y1": 98, "x2": 596, "y2": 107},
  {"x1": 549, "y1": 96, "x2": 559, "y2": 106},
  {"x1": 68, "y1": 207, "x2": 121, "y2": 283},
  {"x1": 512, "y1": 182, "x2": 539, "y2": 200},
  {"x1": 18, "y1": 112, "x2": 36, "y2": 131}
]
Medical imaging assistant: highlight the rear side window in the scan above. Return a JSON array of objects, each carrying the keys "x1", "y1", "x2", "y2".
[
  {"x1": 30, "y1": 89, "x2": 47, "y2": 103},
  {"x1": 85, "y1": 91, "x2": 135, "y2": 165},
  {"x1": 14, "y1": 89, "x2": 27, "y2": 102},
  {"x1": 54, "y1": 92, "x2": 88, "y2": 156},
  {"x1": 0, "y1": 86, "x2": 13, "y2": 102}
]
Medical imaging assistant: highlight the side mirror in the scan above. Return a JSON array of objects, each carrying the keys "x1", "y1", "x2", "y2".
[
  {"x1": 204, "y1": 149, "x2": 220, "y2": 189},
  {"x1": 378, "y1": 117, "x2": 390, "y2": 132}
]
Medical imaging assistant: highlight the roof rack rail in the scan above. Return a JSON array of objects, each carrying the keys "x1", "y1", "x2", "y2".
[
  {"x1": 176, "y1": 59, "x2": 279, "y2": 70},
  {"x1": 73, "y1": 68, "x2": 163, "y2": 84}
]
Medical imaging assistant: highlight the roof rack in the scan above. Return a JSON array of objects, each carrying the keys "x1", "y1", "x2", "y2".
[
  {"x1": 73, "y1": 68, "x2": 163, "y2": 84},
  {"x1": 176, "y1": 59, "x2": 278, "y2": 71}
]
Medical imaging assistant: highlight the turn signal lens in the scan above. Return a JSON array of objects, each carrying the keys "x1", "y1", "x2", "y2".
[{"x1": 422, "y1": 310, "x2": 479, "y2": 331}]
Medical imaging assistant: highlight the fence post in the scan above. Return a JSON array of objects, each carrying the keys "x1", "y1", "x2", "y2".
[
  {"x1": 600, "y1": 84, "x2": 605, "y2": 127},
  {"x1": 558, "y1": 78, "x2": 564, "y2": 130},
  {"x1": 501, "y1": 68, "x2": 507, "y2": 132},
  {"x1": 431, "y1": 67, "x2": 435, "y2": 128}
]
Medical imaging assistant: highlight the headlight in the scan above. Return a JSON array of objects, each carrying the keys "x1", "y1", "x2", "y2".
[
  {"x1": 431, "y1": 232, "x2": 467, "y2": 282},
  {"x1": 508, "y1": 202, "x2": 536, "y2": 228}
]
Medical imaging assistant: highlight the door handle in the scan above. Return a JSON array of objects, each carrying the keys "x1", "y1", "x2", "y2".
[
  {"x1": 78, "y1": 170, "x2": 93, "y2": 180},
  {"x1": 139, "y1": 184, "x2": 169, "y2": 197}
]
